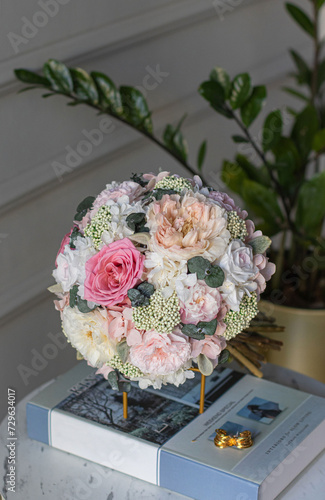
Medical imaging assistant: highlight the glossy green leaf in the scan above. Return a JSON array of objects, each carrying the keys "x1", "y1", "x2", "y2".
[
  {"x1": 296, "y1": 171, "x2": 325, "y2": 236},
  {"x1": 271, "y1": 137, "x2": 300, "y2": 187},
  {"x1": 312, "y1": 129, "x2": 325, "y2": 152},
  {"x1": 91, "y1": 71, "x2": 123, "y2": 114},
  {"x1": 197, "y1": 140, "x2": 207, "y2": 171},
  {"x1": 229, "y1": 73, "x2": 251, "y2": 110},
  {"x1": 262, "y1": 110, "x2": 283, "y2": 152},
  {"x1": 14, "y1": 69, "x2": 50, "y2": 87},
  {"x1": 285, "y1": 3, "x2": 314, "y2": 37},
  {"x1": 198, "y1": 81, "x2": 232, "y2": 118},
  {"x1": 240, "y1": 85, "x2": 267, "y2": 127},
  {"x1": 221, "y1": 160, "x2": 248, "y2": 195},
  {"x1": 163, "y1": 116, "x2": 188, "y2": 162},
  {"x1": 282, "y1": 86, "x2": 309, "y2": 101},
  {"x1": 241, "y1": 179, "x2": 284, "y2": 233},
  {"x1": 249, "y1": 235, "x2": 272, "y2": 254},
  {"x1": 70, "y1": 68, "x2": 98, "y2": 104},
  {"x1": 232, "y1": 135, "x2": 249, "y2": 143},
  {"x1": 317, "y1": 0, "x2": 325, "y2": 7},
  {"x1": 291, "y1": 104, "x2": 319, "y2": 159},
  {"x1": 209, "y1": 67, "x2": 231, "y2": 98},
  {"x1": 43, "y1": 59, "x2": 73, "y2": 93},
  {"x1": 289, "y1": 50, "x2": 312, "y2": 86},
  {"x1": 197, "y1": 354, "x2": 214, "y2": 376},
  {"x1": 120, "y1": 86, "x2": 153, "y2": 133},
  {"x1": 236, "y1": 154, "x2": 270, "y2": 186}
]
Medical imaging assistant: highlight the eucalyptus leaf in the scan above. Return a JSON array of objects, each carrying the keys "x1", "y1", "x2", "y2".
[
  {"x1": 116, "y1": 340, "x2": 130, "y2": 364},
  {"x1": 204, "y1": 266, "x2": 224, "y2": 288},
  {"x1": 14, "y1": 69, "x2": 50, "y2": 87},
  {"x1": 118, "y1": 381, "x2": 132, "y2": 393},
  {"x1": 107, "y1": 371, "x2": 119, "y2": 391},
  {"x1": 196, "y1": 318, "x2": 218, "y2": 336},
  {"x1": 152, "y1": 188, "x2": 178, "y2": 200},
  {"x1": 240, "y1": 85, "x2": 267, "y2": 127},
  {"x1": 229, "y1": 73, "x2": 251, "y2": 110},
  {"x1": 137, "y1": 282, "x2": 155, "y2": 298},
  {"x1": 219, "y1": 349, "x2": 230, "y2": 364},
  {"x1": 43, "y1": 59, "x2": 73, "y2": 93},
  {"x1": 120, "y1": 86, "x2": 153, "y2": 133},
  {"x1": 74, "y1": 196, "x2": 95, "y2": 221},
  {"x1": 181, "y1": 324, "x2": 205, "y2": 340},
  {"x1": 77, "y1": 299, "x2": 97, "y2": 313},
  {"x1": 70, "y1": 227, "x2": 83, "y2": 249},
  {"x1": 69, "y1": 285, "x2": 79, "y2": 308},
  {"x1": 249, "y1": 235, "x2": 272, "y2": 254},
  {"x1": 70, "y1": 68, "x2": 98, "y2": 104},
  {"x1": 197, "y1": 354, "x2": 214, "y2": 376},
  {"x1": 187, "y1": 256, "x2": 211, "y2": 280}
]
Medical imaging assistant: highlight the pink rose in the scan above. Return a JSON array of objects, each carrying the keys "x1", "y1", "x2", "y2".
[
  {"x1": 55, "y1": 228, "x2": 73, "y2": 267},
  {"x1": 84, "y1": 238, "x2": 144, "y2": 307},
  {"x1": 129, "y1": 330, "x2": 191, "y2": 375},
  {"x1": 180, "y1": 281, "x2": 223, "y2": 324},
  {"x1": 254, "y1": 254, "x2": 276, "y2": 297}
]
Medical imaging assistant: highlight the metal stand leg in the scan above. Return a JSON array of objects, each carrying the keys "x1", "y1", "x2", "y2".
[{"x1": 123, "y1": 392, "x2": 128, "y2": 419}]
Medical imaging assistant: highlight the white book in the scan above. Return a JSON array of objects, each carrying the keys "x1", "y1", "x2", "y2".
[{"x1": 27, "y1": 362, "x2": 325, "y2": 500}]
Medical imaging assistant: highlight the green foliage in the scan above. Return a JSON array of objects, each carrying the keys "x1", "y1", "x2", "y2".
[
  {"x1": 240, "y1": 85, "x2": 267, "y2": 127},
  {"x1": 197, "y1": 140, "x2": 207, "y2": 171},
  {"x1": 126, "y1": 213, "x2": 148, "y2": 233},
  {"x1": 91, "y1": 72, "x2": 123, "y2": 114},
  {"x1": 74, "y1": 196, "x2": 95, "y2": 222},
  {"x1": 262, "y1": 110, "x2": 283, "y2": 152},
  {"x1": 181, "y1": 319, "x2": 218, "y2": 340},
  {"x1": 163, "y1": 115, "x2": 188, "y2": 161},
  {"x1": 70, "y1": 68, "x2": 98, "y2": 103},
  {"x1": 291, "y1": 105, "x2": 319, "y2": 160},
  {"x1": 285, "y1": 3, "x2": 314, "y2": 37},
  {"x1": 120, "y1": 86, "x2": 153, "y2": 133},
  {"x1": 116, "y1": 340, "x2": 130, "y2": 364},
  {"x1": 187, "y1": 256, "x2": 224, "y2": 288},
  {"x1": 43, "y1": 59, "x2": 73, "y2": 93},
  {"x1": 127, "y1": 282, "x2": 155, "y2": 307},
  {"x1": 249, "y1": 236, "x2": 272, "y2": 254},
  {"x1": 296, "y1": 171, "x2": 325, "y2": 236},
  {"x1": 229, "y1": 73, "x2": 252, "y2": 110},
  {"x1": 69, "y1": 285, "x2": 97, "y2": 313}
]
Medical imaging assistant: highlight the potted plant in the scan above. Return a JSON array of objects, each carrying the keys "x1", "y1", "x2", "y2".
[{"x1": 197, "y1": 0, "x2": 325, "y2": 381}]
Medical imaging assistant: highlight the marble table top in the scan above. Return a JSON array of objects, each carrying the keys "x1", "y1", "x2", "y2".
[{"x1": 1, "y1": 363, "x2": 325, "y2": 500}]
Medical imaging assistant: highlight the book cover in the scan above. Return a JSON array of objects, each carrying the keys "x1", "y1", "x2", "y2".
[{"x1": 27, "y1": 362, "x2": 325, "y2": 500}]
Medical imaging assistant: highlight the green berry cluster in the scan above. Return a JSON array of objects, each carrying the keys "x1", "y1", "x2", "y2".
[
  {"x1": 84, "y1": 205, "x2": 112, "y2": 250},
  {"x1": 227, "y1": 211, "x2": 248, "y2": 240},
  {"x1": 224, "y1": 293, "x2": 258, "y2": 340},
  {"x1": 109, "y1": 355, "x2": 143, "y2": 378},
  {"x1": 155, "y1": 176, "x2": 193, "y2": 193},
  {"x1": 132, "y1": 290, "x2": 180, "y2": 334}
]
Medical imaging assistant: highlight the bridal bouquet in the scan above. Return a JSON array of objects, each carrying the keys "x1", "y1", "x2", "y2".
[{"x1": 51, "y1": 172, "x2": 275, "y2": 390}]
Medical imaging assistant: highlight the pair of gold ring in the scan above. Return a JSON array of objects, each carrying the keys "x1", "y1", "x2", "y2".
[{"x1": 214, "y1": 429, "x2": 253, "y2": 449}]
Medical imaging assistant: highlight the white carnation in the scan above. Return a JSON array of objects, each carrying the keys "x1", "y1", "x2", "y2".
[
  {"x1": 101, "y1": 196, "x2": 146, "y2": 246},
  {"x1": 136, "y1": 366, "x2": 195, "y2": 390}
]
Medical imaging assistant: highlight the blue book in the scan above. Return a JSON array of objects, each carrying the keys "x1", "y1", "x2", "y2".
[{"x1": 27, "y1": 362, "x2": 325, "y2": 500}]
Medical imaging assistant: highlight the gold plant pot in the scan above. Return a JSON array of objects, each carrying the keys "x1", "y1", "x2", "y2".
[{"x1": 259, "y1": 300, "x2": 325, "y2": 383}]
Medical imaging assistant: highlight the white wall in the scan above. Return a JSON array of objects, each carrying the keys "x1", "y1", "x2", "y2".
[{"x1": 0, "y1": 0, "x2": 309, "y2": 421}]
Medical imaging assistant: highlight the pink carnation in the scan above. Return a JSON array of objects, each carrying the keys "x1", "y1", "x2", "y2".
[
  {"x1": 129, "y1": 330, "x2": 191, "y2": 375},
  {"x1": 84, "y1": 238, "x2": 144, "y2": 307},
  {"x1": 180, "y1": 281, "x2": 223, "y2": 324},
  {"x1": 55, "y1": 228, "x2": 73, "y2": 267},
  {"x1": 209, "y1": 191, "x2": 248, "y2": 220},
  {"x1": 91, "y1": 181, "x2": 145, "y2": 217}
]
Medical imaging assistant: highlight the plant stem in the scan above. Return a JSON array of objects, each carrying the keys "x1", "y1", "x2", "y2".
[{"x1": 56, "y1": 92, "x2": 210, "y2": 185}]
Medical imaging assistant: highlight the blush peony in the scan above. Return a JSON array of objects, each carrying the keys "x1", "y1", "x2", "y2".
[
  {"x1": 147, "y1": 192, "x2": 230, "y2": 263},
  {"x1": 129, "y1": 330, "x2": 191, "y2": 375},
  {"x1": 84, "y1": 238, "x2": 144, "y2": 307},
  {"x1": 179, "y1": 280, "x2": 223, "y2": 324}
]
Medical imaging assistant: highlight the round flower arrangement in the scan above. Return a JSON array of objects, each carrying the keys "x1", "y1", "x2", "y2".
[{"x1": 51, "y1": 172, "x2": 275, "y2": 390}]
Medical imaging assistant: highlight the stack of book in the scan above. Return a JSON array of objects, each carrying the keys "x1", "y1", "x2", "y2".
[{"x1": 27, "y1": 362, "x2": 325, "y2": 500}]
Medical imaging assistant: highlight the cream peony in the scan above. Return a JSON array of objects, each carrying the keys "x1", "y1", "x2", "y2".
[
  {"x1": 178, "y1": 280, "x2": 223, "y2": 324},
  {"x1": 61, "y1": 306, "x2": 115, "y2": 368},
  {"x1": 147, "y1": 192, "x2": 230, "y2": 263}
]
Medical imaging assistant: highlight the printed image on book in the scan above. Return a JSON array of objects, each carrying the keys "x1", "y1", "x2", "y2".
[
  {"x1": 56, "y1": 374, "x2": 199, "y2": 446},
  {"x1": 237, "y1": 396, "x2": 284, "y2": 424}
]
